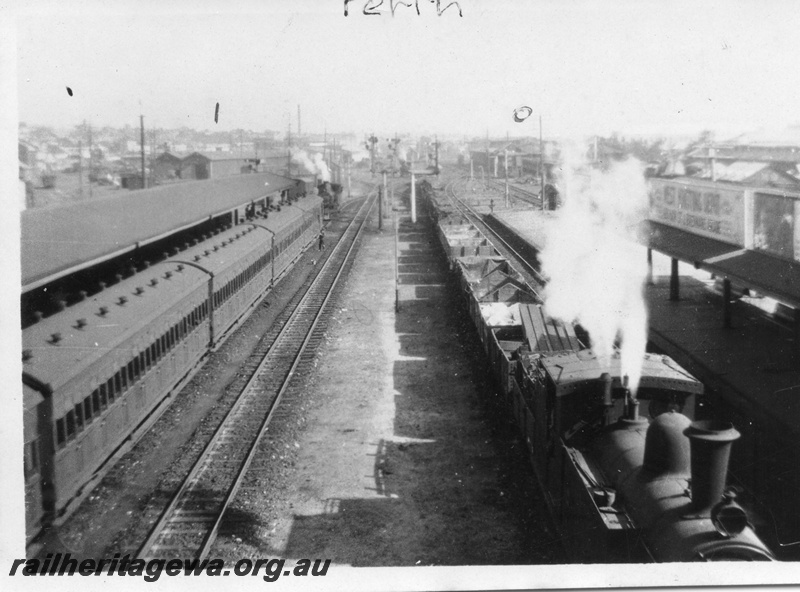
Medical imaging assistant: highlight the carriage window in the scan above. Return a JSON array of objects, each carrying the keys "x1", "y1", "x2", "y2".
[
  {"x1": 56, "y1": 419, "x2": 66, "y2": 448},
  {"x1": 75, "y1": 404, "x2": 84, "y2": 431},
  {"x1": 127, "y1": 360, "x2": 135, "y2": 384},
  {"x1": 132, "y1": 359, "x2": 139, "y2": 381},
  {"x1": 25, "y1": 440, "x2": 39, "y2": 477},
  {"x1": 100, "y1": 383, "x2": 108, "y2": 407},
  {"x1": 84, "y1": 396, "x2": 93, "y2": 422},
  {"x1": 66, "y1": 410, "x2": 76, "y2": 439},
  {"x1": 145, "y1": 347, "x2": 151, "y2": 369},
  {"x1": 115, "y1": 371, "x2": 123, "y2": 394},
  {"x1": 104, "y1": 380, "x2": 113, "y2": 407}
]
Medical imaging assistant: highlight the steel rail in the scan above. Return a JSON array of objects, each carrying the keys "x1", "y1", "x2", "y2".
[
  {"x1": 137, "y1": 189, "x2": 378, "y2": 560},
  {"x1": 445, "y1": 176, "x2": 546, "y2": 293},
  {"x1": 484, "y1": 177, "x2": 543, "y2": 208}
]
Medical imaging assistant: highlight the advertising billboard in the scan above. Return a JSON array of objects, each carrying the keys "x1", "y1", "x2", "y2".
[{"x1": 649, "y1": 179, "x2": 745, "y2": 246}]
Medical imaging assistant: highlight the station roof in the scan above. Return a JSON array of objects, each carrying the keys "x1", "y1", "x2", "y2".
[
  {"x1": 21, "y1": 172, "x2": 295, "y2": 292},
  {"x1": 641, "y1": 221, "x2": 800, "y2": 308},
  {"x1": 640, "y1": 221, "x2": 739, "y2": 265},
  {"x1": 688, "y1": 144, "x2": 800, "y2": 164}
]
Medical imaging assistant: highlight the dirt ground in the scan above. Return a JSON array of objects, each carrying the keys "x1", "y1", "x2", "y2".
[{"x1": 211, "y1": 187, "x2": 562, "y2": 567}]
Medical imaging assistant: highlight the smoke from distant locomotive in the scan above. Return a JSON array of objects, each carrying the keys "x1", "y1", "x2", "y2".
[{"x1": 291, "y1": 149, "x2": 331, "y2": 182}]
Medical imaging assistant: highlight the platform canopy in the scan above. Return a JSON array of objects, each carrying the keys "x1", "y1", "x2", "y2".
[
  {"x1": 640, "y1": 220, "x2": 800, "y2": 309},
  {"x1": 21, "y1": 173, "x2": 295, "y2": 292}
]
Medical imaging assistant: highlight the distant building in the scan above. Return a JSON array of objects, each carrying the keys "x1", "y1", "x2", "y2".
[
  {"x1": 691, "y1": 161, "x2": 800, "y2": 189},
  {"x1": 153, "y1": 152, "x2": 187, "y2": 181},
  {"x1": 180, "y1": 152, "x2": 260, "y2": 180},
  {"x1": 684, "y1": 130, "x2": 800, "y2": 190}
]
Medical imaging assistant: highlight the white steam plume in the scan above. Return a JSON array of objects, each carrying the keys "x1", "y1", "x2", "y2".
[
  {"x1": 291, "y1": 149, "x2": 331, "y2": 182},
  {"x1": 312, "y1": 152, "x2": 331, "y2": 182},
  {"x1": 541, "y1": 143, "x2": 649, "y2": 395}
]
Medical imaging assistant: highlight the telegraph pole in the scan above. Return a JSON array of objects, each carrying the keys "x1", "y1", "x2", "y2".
[
  {"x1": 410, "y1": 171, "x2": 417, "y2": 224},
  {"x1": 539, "y1": 114, "x2": 544, "y2": 211},
  {"x1": 287, "y1": 121, "x2": 292, "y2": 176},
  {"x1": 366, "y1": 134, "x2": 378, "y2": 177},
  {"x1": 140, "y1": 114, "x2": 146, "y2": 189},
  {"x1": 87, "y1": 121, "x2": 93, "y2": 199},
  {"x1": 382, "y1": 170, "x2": 388, "y2": 224},
  {"x1": 78, "y1": 138, "x2": 83, "y2": 199},
  {"x1": 504, "y1": 149, "x2": 509, "y2": 208},
  {"x1": 485, "y1": 129, "x2": 489, "y2": 183},
  {"x1": 378, "y1": 180, "x2": 383, "y2": 230},
  {"x1": 433, "y1": 135, "x2": 440, "y2": 174}
]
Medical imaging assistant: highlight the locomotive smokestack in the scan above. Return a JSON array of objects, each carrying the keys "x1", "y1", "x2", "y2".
[
  {"x1": 622, "y1": 375, "x2": 639, "y2": 420},
  {"x1": 684, "y1": 420, "x2": 740, "y2": 514},
  {"x1": 600, "y1": 372, "x2": 613, "y2": 425}
]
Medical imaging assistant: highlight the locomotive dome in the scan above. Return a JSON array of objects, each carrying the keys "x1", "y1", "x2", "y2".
[{"x1": 643, "y1": 411, "x2": 692, "y2": 476}]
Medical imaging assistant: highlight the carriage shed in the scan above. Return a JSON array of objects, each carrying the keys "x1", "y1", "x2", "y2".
[{"x1": 21, "y1": 172, "x2": 295, "y2": 293}]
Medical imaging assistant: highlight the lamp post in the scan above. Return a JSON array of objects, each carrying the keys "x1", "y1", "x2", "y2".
[{"x1": 513, "y1": 106, "x2": 545, "y2": 211}]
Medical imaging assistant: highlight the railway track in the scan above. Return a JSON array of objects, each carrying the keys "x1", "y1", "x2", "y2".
[
  {"x1": 484, "y1": 177, "x2": 543, "y2": 208},
  {"x1": 137, "y1": 191, "x2": 378, "y2": 560},
  {"x1": 445, "y1": 176, "x2": 546, "y2": 296}
]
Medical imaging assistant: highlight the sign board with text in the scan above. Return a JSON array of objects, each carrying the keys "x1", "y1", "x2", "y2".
[{"x1": 648, "y1": 178, "x2": 745, "y2": 246}]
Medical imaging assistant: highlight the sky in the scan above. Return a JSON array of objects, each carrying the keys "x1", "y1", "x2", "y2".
[{"x1": 10, "y1": 0, "x2": 800, "y2": 141}]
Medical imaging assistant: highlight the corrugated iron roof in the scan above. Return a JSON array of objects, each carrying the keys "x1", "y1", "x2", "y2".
[
  {"x1": 540, "y1": 350, "x2": 704, "y2": 397},
  {"x1": 715, "y1": 161, "x2": 768, "y2": 182},
  {"x1": 21, "y1": 172, "x2": 294, "y2": 290}
]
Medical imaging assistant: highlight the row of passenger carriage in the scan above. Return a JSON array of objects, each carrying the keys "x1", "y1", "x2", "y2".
[{"x1": 23, "y1": 194, "x2": 323, "y2": 544}]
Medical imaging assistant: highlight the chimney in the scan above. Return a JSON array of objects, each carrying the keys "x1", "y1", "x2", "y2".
[{"x1": 684, "y1": 420, "x2": 740, "y2": 514}]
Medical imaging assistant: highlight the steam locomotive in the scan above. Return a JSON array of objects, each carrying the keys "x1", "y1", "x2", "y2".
[{"x1": 432, "y1": 192, "x2": 775, "y2": 562}]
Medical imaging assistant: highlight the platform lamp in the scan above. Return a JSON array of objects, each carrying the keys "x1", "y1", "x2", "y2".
[{"x1": 513, "y1": 106, "x2": 545, "y2": 211}]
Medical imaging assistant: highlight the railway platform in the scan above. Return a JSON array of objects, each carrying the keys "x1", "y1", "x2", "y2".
[
  {"x1": 494, "y1": 209, "x2": 800, "y2": 558},
  {"x1": 211, "y1": 183, "x2": 560, "y2": 566}
]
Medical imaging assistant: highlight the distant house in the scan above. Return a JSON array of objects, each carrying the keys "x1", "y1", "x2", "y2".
[
  {"x1": 154, "y1": 151, "x2": 187, "y2": 181},
  {"x1": 180, "y1": 152, "x2": 260, "y2": 180}
]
